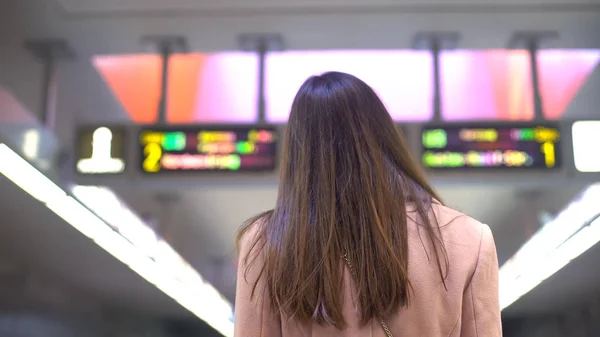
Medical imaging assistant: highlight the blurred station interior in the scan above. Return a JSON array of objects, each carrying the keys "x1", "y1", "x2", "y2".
[{"x1": 0, "y1": 0, "x2": 600, "y2": 336}]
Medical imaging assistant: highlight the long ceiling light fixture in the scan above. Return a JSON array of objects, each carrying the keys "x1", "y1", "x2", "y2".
[
  {"x1": 499, "y1": 183, "x2": 600, "y2": 310},
  {"x1": 0, "y1": 143, "x2": 234, "y2": 337}
]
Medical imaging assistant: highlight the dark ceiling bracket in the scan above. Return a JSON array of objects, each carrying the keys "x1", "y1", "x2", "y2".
[
  {"x1": 23, "y1": 39, "x2": 75, "y2": 132},
  {"x1": 154, "y1": 192, "x2": 181, "y2": 242},
  {"x1": 508, "y1": 31, "x2": 559, "y2": 121},
  {"x1": 412, "y1": 32, "x2": 460, "y2": 122},
  {"x1": 237, "y1": 33, "x2": 284, "y2": 125},
  {"x1": 141, "y1": 36, "x2": 189, "y2": 125}
]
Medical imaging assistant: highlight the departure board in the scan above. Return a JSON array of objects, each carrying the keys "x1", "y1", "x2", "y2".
[
  {"x1": 421, "y1": 123, "x2": 561, "y2": 169},
  {"x1": 139, "y1": 126, "x2": 278, "y2": 173}
]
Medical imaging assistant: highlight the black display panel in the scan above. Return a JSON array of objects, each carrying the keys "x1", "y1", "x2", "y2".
[
  {"x1": 139, "y1": 125, "x2": 278, "y2": 173},
  {"x1": 75, "y1": 126, "x2": 127, "y2": 174},
  {"x1": 421, "y1": 123, "x2": 561, "y2": 169}
]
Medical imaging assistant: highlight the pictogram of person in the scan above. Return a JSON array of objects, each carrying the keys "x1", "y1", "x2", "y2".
[{"x1": 77, "y1": 127, "x2": 125, "y2": 174}]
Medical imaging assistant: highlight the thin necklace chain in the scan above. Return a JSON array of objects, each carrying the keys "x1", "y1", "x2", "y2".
[{"x1": 342, "y1": 253, "x2": 394, "y2": 337}]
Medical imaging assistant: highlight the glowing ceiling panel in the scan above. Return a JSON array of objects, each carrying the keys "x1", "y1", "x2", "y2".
[
  {"x1": 538, "y1": 49, "x2": 600, "y2": 119},
  {"x1": 93, "y1": 54, "x2": 161, "y2": 124},
  {"x1": 264, "y1": 50, "x2": 433, "y2": 122},
  {"x1": 441, "y1": 50, "x2": 534, "y2": 121},
  {"x1": 93, "y1": 50, "x2": 599, "y2": 124},
  {"x1": 93, "y1": 53, "x2": 258, "y2": 124}
]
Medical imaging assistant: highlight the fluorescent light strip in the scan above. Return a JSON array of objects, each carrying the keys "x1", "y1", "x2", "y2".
[
  {"x1": 510, "y1": 185, "x2": 600, "y2": 271},
  {"x1": 500, "y1": 216, "x2": 600, "y2": 309},
  {"x1": 71, "y1": 184, "x2": 235, "y2": 332},
  {"x1": 499, "y1": 184, "x2": 600, "y2": 310},
  {"x1": 0, "y1": 144, "x2": 66, "y2": 203},
  {"x1": 71, "y1": 185, "x2": 160, "y2": 259},
  {"x1": 0, "y1": 144, "x2": 234, "y2": 337}
]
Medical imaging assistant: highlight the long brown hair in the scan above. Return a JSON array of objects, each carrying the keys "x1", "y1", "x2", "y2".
[{"x1": 237, "y1": 72, "x2": 447, "y2": 328}]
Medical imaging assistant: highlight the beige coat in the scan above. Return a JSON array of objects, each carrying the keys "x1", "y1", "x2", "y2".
[{"x1": 235, "y1": 203, "x2": 502, "y2": 337}]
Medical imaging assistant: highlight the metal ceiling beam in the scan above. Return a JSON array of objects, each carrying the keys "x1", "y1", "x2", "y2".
[
  {"x1": 238, "y1": 33, "x2": 284, "y2": 124},
  {"x1": 508, "y1": 31, "x2": 559, "y2": 121},
  {"x1": 23, "y1": 39, "x2": 75, "y2": 131},
  {"x1": 412, "y1": 32, "x2": 460, "y2": 122},
  {"x1": 141, "y1": 36, "x2": 189, "y2": 124}
]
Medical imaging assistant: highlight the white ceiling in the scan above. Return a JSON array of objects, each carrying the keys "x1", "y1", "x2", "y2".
[
  {"x1": 113, "y1": 183, "x2": 587, "y2": 302},
  {"x1": 2, "y1": 0, "x2": 599, "y2": 57},
  {"x1": 116, "y1": 185, "x2": 518, "y2": 257},
  {"x1": 55, "y1": 0, "x2": 600, "y2": 14}
]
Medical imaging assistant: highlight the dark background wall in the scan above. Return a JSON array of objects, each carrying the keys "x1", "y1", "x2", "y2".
[{"x1": 504, "y1": 296, "x2": 600, "y2": 337}]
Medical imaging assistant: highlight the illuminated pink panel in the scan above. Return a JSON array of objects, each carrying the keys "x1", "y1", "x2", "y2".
[
  {"x1": 265, "y1": 50, "x2": 434, "y2": 123},
  {"x1": 189, "y1": 52, "x2": 259, "y2": 123},
  {"x1": 441, "y1": 50, "x2": 534, "y2": 121},
  {"x1": 538, "y1": 49, "x2": 600, "y2": 120}
]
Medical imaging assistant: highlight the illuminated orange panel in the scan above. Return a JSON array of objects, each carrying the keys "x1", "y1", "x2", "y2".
[
  {"x1": 93, "y1": 54, "x2": 162, "y2": 123},
  {"x1": 94, "y1": 54, "x2": 208, "y2": 123},
  {"x1": 489, "y1": 50, "x2": 533, "y2": 120},
  {"x1": 166, "y1": 54, "x2": 207, "y2": 124}
]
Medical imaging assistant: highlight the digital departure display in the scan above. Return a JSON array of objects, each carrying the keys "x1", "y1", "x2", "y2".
[
  {"x1": 139, "y1": 126, "x2": 278, "y2": 173},
  {"x1": 421, "y1": 123, "x2": 561, "y2": 169}
]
